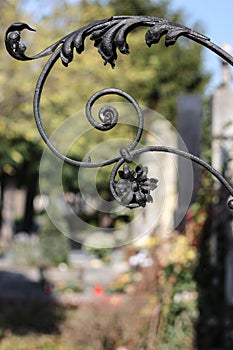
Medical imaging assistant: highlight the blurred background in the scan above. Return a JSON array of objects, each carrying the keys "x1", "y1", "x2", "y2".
[{"x1": 1, "y1": 1, "x2": 233, "y2": 349}]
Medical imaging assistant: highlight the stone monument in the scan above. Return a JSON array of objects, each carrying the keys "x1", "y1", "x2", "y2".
[
  {"x1": 212, "y1": 43, "x2": 233, "y2": 173},
  {"x1": 211, "y1": 43, "x2": 233, "y2": 347},
  {"x1": 174, "y1": 94, "x2": 202, "y2": 231}
]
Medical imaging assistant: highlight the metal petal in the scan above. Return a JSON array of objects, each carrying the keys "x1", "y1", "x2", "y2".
[
  {"x1": 165, "y1": 26, "x2": 189, "y2": 46},
  {"x1": 123, "y1": 164, "x2": 134, "y2": 179},
  {"x1": 135, "y1": 191, "x2": 146, "y2": 207},
  {"x1": 149, "y1": 178, "x2": 159, "y2": 191},
  {"x1": 146, "y1": 194, "x2": 153, "y2": 203},
  {"x1": 60, "y1": 32, "x2": 78, "y2": 66},
  {"x1": 115, "y1": 179, "x2": 130, "y2": 195},
  {"x1": 140, "y1": 184, "x2": 151, "y2": 193},
  {"x1": 136, "y1": 164, "x2": 148, "y2": 180},
  {"x1": 121, "y1": 190, "x2": 134, "y2": 206},
  {"x1": 145, "y1": 23, "x2": 169, "y2": 47},
  {"x1": 96, "y1": 22, "x2": 125, "y2": 68}
]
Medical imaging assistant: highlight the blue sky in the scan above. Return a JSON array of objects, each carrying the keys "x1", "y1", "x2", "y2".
[{"x1": 170, "y1": 0, "x2": 233, "y2": 93}]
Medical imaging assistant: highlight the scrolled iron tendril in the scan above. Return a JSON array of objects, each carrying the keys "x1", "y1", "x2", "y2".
[{"x1": 5, "y1": 15, "x2": 233, "y2": 209}]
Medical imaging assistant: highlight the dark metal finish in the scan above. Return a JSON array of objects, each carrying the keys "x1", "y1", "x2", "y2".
[
  {"x1": 113, "y1": 164, "x2": 158, "y2": 208},
  {"x1": 5, "y1": 15, "x2": 233, "y2": 209}
]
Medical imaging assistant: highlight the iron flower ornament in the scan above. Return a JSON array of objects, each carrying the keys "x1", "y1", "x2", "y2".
[
  {"x1": 4, "y1": 15, "x2": 233, "y2": 209},
  {"x1": 115, "y1": 164, "x2": 158, "y2": 207}
]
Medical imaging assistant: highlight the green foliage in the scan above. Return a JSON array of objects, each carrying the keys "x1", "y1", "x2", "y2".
[
  {"x1": 84, "y1": 245, "x2": 111, "y2": 259},
  {"x1": 11, "y1": 234, "x2": 41, "y2": 266},
  {"x1": 0, "y1": 335, "x2": 77, "y2": 350},
  {"x1": 109, "y1": 0, "x2": 170, "y2": 17},
  {"x1": 40, "y1": 214, "x2": 70, "y2": 266},
  {"x1": 1, "y1": 0, "x2": 210, "y2": 185},
  {"x1": 39, "y1": 195, "x2": 70, "y2": 265},
  {"x1": 1, "y1": 7, "x2": 211, "y2": 341},
  {"x1": 159, "y1": 263, "x2": 197, "y2": 349},
  {"x1": 0, "y1": 0, "x2": 43, "y2": 179}
]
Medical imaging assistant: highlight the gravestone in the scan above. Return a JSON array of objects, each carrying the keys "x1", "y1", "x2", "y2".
[
  {"x1": 133, "y1": 97, "x2": 202, "y2": 245},
  {"x1": 212, "y1": 44, "x2": 233, "y2": 173},
  {"x1": 132, "y1": 110, "x2": 178, "y2": 245},
  {"x1": 211, "y1": 44, "x2": 233, "y2": 347},
  {"x1": 174, "y1": 95, "x2": 202, "y2": 231}
]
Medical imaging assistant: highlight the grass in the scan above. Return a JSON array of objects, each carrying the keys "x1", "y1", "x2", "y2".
[
  {"x1": 0, "y1": 334, "x2": 77, "y2": 350},
  {"x1": 0, "y1": 296, "x2": 149, "y2": 350}
]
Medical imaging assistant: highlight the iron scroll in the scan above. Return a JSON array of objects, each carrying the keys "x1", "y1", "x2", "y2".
[{"x1": 5, "y1": 15, "x2": 233, "y2": 209}]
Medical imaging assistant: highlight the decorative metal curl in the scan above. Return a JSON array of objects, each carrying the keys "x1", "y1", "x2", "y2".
[
  {"x1": 85, "y1": 88, "x2": 143, "y2": 140},
  {"x1": 5, "y1": 15, "x2": 233, "y2": 209}
]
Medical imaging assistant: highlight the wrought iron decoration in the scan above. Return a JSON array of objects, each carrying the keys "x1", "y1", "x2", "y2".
[{"x1": 5, "y1": 15, "x2": 233, "y2": 209}]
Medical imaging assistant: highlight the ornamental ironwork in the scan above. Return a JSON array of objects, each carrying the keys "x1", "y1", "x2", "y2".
[{"x1": 5, "y1": 15, "x2": 233, "y2": 209}]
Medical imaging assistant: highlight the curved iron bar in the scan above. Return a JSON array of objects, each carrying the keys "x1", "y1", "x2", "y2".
[
  {"x1": 110, "y1": 147, "x2": 233, "y2": 209},
  {"x1": 5, "y1": 15, "x2": 233, "y2": 209},
  {"x1": 35, "y1": 51, "x2": 143, "y2": 168}
]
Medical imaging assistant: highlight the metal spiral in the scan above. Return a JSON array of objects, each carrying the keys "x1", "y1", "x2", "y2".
[{"x1": 5, "y1": 16, "x2": 233, "y2": 208}]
